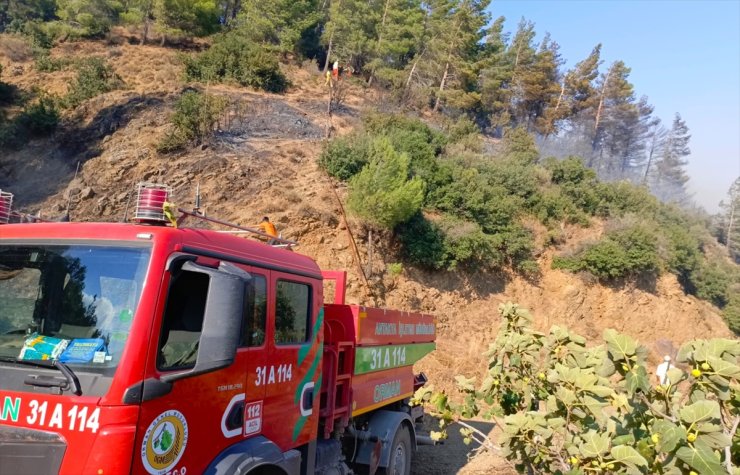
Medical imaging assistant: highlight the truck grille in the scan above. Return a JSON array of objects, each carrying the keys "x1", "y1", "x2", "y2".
[{"x1": 0, "y1": 425, "x2": 66, "y2": 475}]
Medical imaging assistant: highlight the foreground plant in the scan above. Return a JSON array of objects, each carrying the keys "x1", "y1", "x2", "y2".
[{"x1": 413, "y1": 303, "x2": 740, "y2": 474}]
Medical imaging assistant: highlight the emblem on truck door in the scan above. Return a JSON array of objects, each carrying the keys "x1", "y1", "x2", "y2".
[{"x1": 141, "y1": 410, "x2": 189, "y2": 475}]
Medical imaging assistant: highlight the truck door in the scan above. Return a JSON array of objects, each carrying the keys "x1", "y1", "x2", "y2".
[
  {"x1": 133, "y1": 255, "x2": 252, "y2": 475},
  {"x1": 261, "y1": 271, "x2": 323, "y2": 451}
]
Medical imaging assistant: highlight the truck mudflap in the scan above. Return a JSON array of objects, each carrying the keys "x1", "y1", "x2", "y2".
[
  {"x1": 353, "y1": 410, "x2": 415, "y2": 469},
  {"x1": 203, "y1": 435, "x2": 301, "y2": 475}
]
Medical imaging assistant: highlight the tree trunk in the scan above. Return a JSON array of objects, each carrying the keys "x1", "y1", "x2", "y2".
[
  {"x1": 323, "y1": 32, "x2": 334, "y2": 72},
  {"x1": 140, "y1": 0, "x2": 153, "y2": 45},
  {"x1": 594, "y1": 65, "x2": 613, "y2": 133},
  {"x1": 433, "y1": 60, "x2": 450, "y2": 113},
  {"x1": 727, "y1": 200, "x2": 736, "y2": 252},
  {"x1": 642, "y1": 131, "x2": 659, "y2": 185}
]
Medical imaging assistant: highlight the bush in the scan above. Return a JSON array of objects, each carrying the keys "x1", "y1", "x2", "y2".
[
  {"x1": 158, "y1": 91, "x2": 227, "y2": 152},
  {"x1": 183, "y1": 31, "x2": 288, "y2": 93},
  {"x1": 318, "y1": 134, "x2": 371, "y2": 181},
  {"x1": 347, "y1": 137, "x2": 424, "y2": 230},
  {"x1": 16, "y1": 96, "x2": 59, "y2": 136},
  {"x1": 416, "y1": 303, "x2": 740, "y2": 474},
  {"x1": 0, "y1": 96, "x2": 59, "y2": 149},
  {"x1": 723, "y1": 292, "x2": 740, "y2": 334},
  {"x1": 63, "y1": 58, "x2": 122, "y2": 108},
  {"x1": 554, "y1": 226, "x2": 660, "y2": 280},
  {"x1": 690, "y1": 261, "x2": 736, "y2": 308},
  {"x1": 398, "y1": 213, "x2": 447, "y2": 270},
  {"x1": 501, "y1": 127, "x2": 539, "y2": 164}
]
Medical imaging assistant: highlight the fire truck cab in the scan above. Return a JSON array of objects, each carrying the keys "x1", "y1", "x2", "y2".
[{"x1": 0, "y1": 216, "x2": 435, "y2": 475}]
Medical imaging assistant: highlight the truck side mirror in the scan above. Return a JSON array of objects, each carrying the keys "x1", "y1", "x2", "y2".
[{"x1": 161, "y1": 261, "x2": 249, "y2": 383}]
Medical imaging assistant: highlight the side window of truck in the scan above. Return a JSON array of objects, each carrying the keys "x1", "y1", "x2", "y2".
[
  {"x1": 242, "y1": 274, "x2": 266, "y2": 347},
  {"x1": 157, "y1": 270, "x2": 209, "y2": 370},
  {"x1": 275, "y1": 280, "x2": 310, "y2": 345}
]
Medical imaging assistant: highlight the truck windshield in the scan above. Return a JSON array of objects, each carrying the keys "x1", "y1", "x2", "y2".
[{"x1": 0, "y1": 244, "x2": 150, "y2": 371}]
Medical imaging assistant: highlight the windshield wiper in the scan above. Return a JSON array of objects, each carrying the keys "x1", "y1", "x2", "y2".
[{"x1": 0, "y1": 356, "x2": 82, "y2": 395}]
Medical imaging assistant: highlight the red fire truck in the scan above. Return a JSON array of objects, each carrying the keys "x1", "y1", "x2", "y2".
[{"x1": 0, "y1": 185, "x2": 436, "y2": 475}]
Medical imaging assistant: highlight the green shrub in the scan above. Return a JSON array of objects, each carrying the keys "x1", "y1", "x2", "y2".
[
  {"x1": 318, "y1": 134, "x2": 371, "y2": 181},
  {"x1": 347, "y1": 137, "x2": 424, "y2": 229},
  {"x1": 501, "y1": 126, "x2": 539, "y2": 164},
  {"x1": 595, "y1": 181, "x2": 657, "y2": 217},
  {"x1": 386, "y1": 263, "x2": 403, "y2": 276},
  {"x1": 398, "y1": 213, "x2": 447, "y2": 270},
  {"x1": 16, "y1": 97, "x2": 59, "y2": 136},
  {"x1": 183, "y1": 31, "x2": 288, "y2": 93},
  {"x1": 158, "y1": 91, "x2": 227, "y2": 152},
  {"x1": 63, "y1": 58, "x2": 121, "y2": 108},
  {"x1": 554, "y1": 226, "x2": 660, "y2": 280},
  {"x1": 437, "y1": 216, "x2": 502, "y2": 270},
  {"x1": 362, "y1": 113, "x2": 447, "y2": 154},
  {"x1": 723, "y1": 292, "x2": 740, "y2": 334},
  {"x1": 691, "y1": 261, "x2": 736, "y2": 308}
]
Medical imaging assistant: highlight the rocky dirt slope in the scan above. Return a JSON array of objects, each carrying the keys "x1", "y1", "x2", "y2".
[{"x1": 1, "y1": 38, "x2": 734, "y2": 474}]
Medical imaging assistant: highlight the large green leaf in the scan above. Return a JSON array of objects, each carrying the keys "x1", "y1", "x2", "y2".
[
  {"x1": 679, "y1": 400, "x2": 720, "y2": 424},
  {"x1": 699, "y1": 431, "x2": 731, "y2": 449},
  {"x1": 610, "y1": 445, "x2": 648, "y2": 471},
  {"x1": 579, "y1": 431, "x2": 610, "y2": 458},
  {"x1": 676, "y1": 441, "x2": 723, "y2": 474},
  {"x1": 604, "y1": 329, "x2": 636, "y2": 360},
  {"x1": 625, "y1": 367, "x2": 650, "y2": 395},
  {"x1": 707, "y1": 356, "x2": 740, "y2": 378},
  {"x1": 651, "y1": 420, "x2": 686, "y2": 453}
]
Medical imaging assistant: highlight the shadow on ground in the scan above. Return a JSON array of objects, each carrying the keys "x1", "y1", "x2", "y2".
[{"x1": 412, "y1": 418, "x2": 496, "y2": 475}]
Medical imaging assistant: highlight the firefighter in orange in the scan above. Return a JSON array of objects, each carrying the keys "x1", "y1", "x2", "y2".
[{"x1": 256, "y1": 216, "x2": 278, "y2": 243}]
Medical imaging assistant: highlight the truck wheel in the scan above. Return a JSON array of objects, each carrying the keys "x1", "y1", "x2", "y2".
[{"x1": 379, "y1": 425, "x2": 411, "y2": 475}]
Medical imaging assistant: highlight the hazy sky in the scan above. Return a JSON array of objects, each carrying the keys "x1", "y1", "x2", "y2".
[{"x1": 490, "y1": 0, "x2": 740, "y2": 213}]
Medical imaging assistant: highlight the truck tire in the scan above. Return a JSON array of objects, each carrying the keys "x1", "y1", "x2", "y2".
[{"x1": 378, "y1": 425, "x2": 411, "y2": 475}]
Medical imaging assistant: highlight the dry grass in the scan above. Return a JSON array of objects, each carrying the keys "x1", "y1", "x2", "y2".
[{"x1": 0, "y1": 35, "x2": 33, "y2": 63}]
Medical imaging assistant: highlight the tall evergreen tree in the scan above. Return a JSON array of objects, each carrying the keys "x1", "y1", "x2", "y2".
[
  {"x1": 718, "y1": 177, "x2": 740, "y2": 262},
  {"x1": 154, "y1": 0, "x2": 220, "y2": 43},
  {"x1": 589, "y1": 60, "x2": 636, "y2": 173},
  {"x1": 236, "y1": 0, "x2": 322, "y2": 56},
  {"x1": 563, "y1": 44, "x2": 601, "y2": 122},
  {"x1": 651, "y1": 113, "x2": 691, "y2": 203},
  {"x1": 321, "y1": 0, "x2": 376, "y2": 72},
  {"x1": 426, "y1": 0, "x2": 490, "y2": 113},
  {"x1": 477, "y1": 16, "x2": 513, "y2": 131},
  {"x1": 0, "y1": 0, "x2": 56, "y2": 30},
  {"x1": 366, "y1": 0, "x2": 425, "y2": 87}
]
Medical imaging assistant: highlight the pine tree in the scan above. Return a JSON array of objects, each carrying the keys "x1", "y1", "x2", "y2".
[
  {"x1": 154, "y1": 0, "x2": 220, "y2": 44},
  {"x1": 651, "y1": 113, "x2": 691, "y2": 203},
  {"x1": 236, "y1": 0, "x2": 322, "y2": 56},
  {"x1": 56, "y1": 0, "x2": 124, "y2": 36},
  {"x1": 477, "y1": 16, "x2": 512, "y2": 131},
  {"x1": 589, "y1": 60, "x2": 636, "y2": 174},
  {"x1": 426, "y1": 0, "x2": 490, "y2": 113},
  {"x1": 563, "y1": 44, "x2": 601, "y2": 121},
  {"x1": 347, "y1": 137, "x2": 424, "y2": 229},
  {"x1": 321, "y1": 0, "x2": 377, "y2": 73},
  {"x1": 717, "y1": 177, "x2": 740, "y2": 262},
  {"x1": 366, "y1": 0, "x2": 425, "y2": 87},
  {"x1": 0, "y1": 0, "x2": 56, "y2": 30}
]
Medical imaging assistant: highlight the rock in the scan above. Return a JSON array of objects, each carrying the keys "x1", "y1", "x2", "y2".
[
  {"x1": 64, "y1": 186, "x2": 81, "y2": 200},
  {"x1": 80, "y1": 187, "x2": 95, "y2": 199},
  {"x1": 333, "y1": 241, "x2": 347, "y2": 251}
]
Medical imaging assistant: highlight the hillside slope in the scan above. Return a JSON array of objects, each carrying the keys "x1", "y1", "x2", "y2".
[{"x1": 0, "y1": 41, "x2": 734, "y2": 473}]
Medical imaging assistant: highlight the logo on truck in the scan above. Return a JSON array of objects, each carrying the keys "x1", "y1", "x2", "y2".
[{"x1": 141, "y1": 410, "x2": 189, "y2": 475}]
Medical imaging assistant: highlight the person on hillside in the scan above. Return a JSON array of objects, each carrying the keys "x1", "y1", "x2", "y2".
[
  {"x1": 655, "y1": 355, "x2": 672, "y2": 385},
  {"x1": 255, "y1": 216, "x2": 278, "y2": 244},
  {"x1": 325, "y1": 69, "x2": 332, "y2": 87},
  {"x1": 332, "y1": 60, "x2": 339, "y2": 81}
]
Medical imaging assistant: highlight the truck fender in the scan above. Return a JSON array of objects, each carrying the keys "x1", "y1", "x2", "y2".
[
  {"x1": 203, "y1": 435, "x2": 301, "y2": 475},
  {"x1": 354, "y1": 410, "x2": 415, "y2": 468}
]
